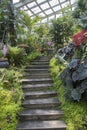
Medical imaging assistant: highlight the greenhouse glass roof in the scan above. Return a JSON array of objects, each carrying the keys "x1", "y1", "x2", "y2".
[{"x1": 13, "y1": 0, "x2": 77, "y2": 23}]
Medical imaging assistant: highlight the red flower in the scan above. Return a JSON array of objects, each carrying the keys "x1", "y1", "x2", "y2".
[{"x1": 73, "y1": 30, "x2": 87, "y2": 46}]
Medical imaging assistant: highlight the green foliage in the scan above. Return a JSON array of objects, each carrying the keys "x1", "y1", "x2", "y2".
[
  {"x1": 60, "y1": 58, "x2": 87, "y2": 101},
  {"x1": 16, "y1": 10, "x2": 41, "y2": 45},
  {"x1": 78, "y1": 0, "x2": 87, "y2": 12},
  {"x1": 78, "y1": 14, "x2": 87, "y2": 29},
  {"x1": 50, "y1": 6, "x2": 76, "y2": 49},
  {"x1": 0, "y1": 0, "x2": 16, "y2": 45},
  {"x1": 34, "y1": 24, "x2": 51, "y2": 44},
  {"x1": 26, "y1": 51, "x2": 41, "y2": 62},
  {"x1": 73, "y1": 0, "x2": 87, "y2": 29},
  {"x1": 50, "y1": 57, "x2": 87, "y2": 130},
  {"x1": 0, "y1": 50, "x2": 3, "y2": 58},
  {"x1": 0, "y1": 68, "x2": 23, "y2": 130},
  {"x1": 7, "y1": 46, "x2": 25, "y2": 66}
]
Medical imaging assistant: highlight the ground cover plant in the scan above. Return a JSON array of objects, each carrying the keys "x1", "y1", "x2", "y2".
[{"x1": 0, "y1": 68, "x2": 23, "y2": 130}]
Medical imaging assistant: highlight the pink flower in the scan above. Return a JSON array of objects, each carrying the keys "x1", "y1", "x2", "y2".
[
  {"x1": 3, "y1": 45, "x2": 7, "y2": 57},
  {"x1": 47, "y1": 42, "x2": 52, "y2": 46}
]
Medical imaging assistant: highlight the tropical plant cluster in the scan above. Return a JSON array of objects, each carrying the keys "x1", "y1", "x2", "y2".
[
  {"x1": 50, "y1": 57, "x2": 87, "y2": 130},
  {"x1": 56, "y1": 32, "x2": 87, "y2": 102},
  {"x1": 54, "y1": 0, "x2": 87, "y2": 102}
]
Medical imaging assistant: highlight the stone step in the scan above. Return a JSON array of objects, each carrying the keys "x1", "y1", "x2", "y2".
[
  {"x1": 17, "y1": 120, "x2": 67, "y2": 130},
  {"x1": 31, "y1": 59, "x2": 50, "y2": 62},
  {"x1": 19, "y1": 109, "x2": 64, "y2": 120},
  {"x1": 31, "y1": 56, "x2": 50, "y2": 61},
  {"x1": 24, "y1": 68, "x2": 49, "y2": 73},
  {"x1": 32, "y1": 57, "x2": 50, "y2": 61},
  {"x1": 21, "y1": 78, "x2": 53, "y2": 85},
  {"x1": 22, "y1": 98, "x2": 60, "y2": 109},
  {"x1": 24, "y1": 90, "x2": 57, "y2": 99},
  {"x1": 22, "y1": 83, "x2": 53, "y2": 91},
  {"x1": 23, "y1": 73, "x2": 51, "y2": 78},
  {"x1": 30, "y1": 61, "x2": 49, "y2": 65},
  {"x1": 34, "y1": 57, "x2": 50, "y2": 61},
  {"x1": 26, "y1": 65, "x2": 49, "y2": 69}
]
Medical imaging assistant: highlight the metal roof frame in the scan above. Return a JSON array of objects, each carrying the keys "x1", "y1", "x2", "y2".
[{"x1": 14, "y1": 0, "x2": 77, "y2": 23}]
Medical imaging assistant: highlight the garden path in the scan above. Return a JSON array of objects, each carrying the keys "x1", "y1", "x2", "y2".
[{"x1": 17, "y1": 56, "x2": 67, "y2": 130}]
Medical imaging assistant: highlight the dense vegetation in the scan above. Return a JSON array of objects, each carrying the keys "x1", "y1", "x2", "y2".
[
  {"x1": 50, "y1": 57, "x2": 87, "y2": 130},
  {"x1": 50, "y1": 1, "x2": 87, "y2": 130},
  {"x1": 0, "y1": 0, "x2": 87, "y2": 130}
]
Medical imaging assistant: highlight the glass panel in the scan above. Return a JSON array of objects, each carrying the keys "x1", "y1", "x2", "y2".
[
  {"x1": 27, "y1": 2, "x2": 37, "y2": 8},
  {"x1": 40, "y1": 3, "x2": 50, "y2": 10},
  {"x1": 37, "y1": 0, "x2": 46, "y2": 4},
  {"x1": 61, "y1": 1, "x2": 69, "y2": 8},
  {"x1": 56, "y1": 13, "x2": 62, "y2": 18},
  {"x1": 71, "y1": 0, "x2": 77, "y2": 4},
  {"x1": 49, "y1": 15, "x2": 55, "y2": 20},
  {"x1": 45, "y1": 9, "x2": 53, "y2": 15},
  {"x1": 53, "y1": 6, "x2": 61, "y2": 11},
  {"x1": 39, "y1": 12, "x2": 46, "y2": 17},
  {"x1": 23, "y1": 6, "x2": 28, "y2": 10},
  {"x1": 42, "y1": 18, "x2": 47, "y2": 23},
  {"x1": 49, "y1": 0, "x2": 59, "y2": 6},
  {"x1": 59, "y1": 0, "x2": 66, "y2": 3},
  {"x1": 31, "y1": 7, "x2": 41, "y2": 13},
  {"x1": 27, "y1": 10, "x2": 33, "y2": 16},
  {"x1": 13, "y1": 0, "x2": 19, "y2": 3}
]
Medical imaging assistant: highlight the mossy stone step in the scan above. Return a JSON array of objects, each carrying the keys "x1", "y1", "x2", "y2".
[
  {"x1": 22, "y1": 98, "x2": 60, "y2": 109},
  {"x1": 19, "y1": 109, "x2": 64, "y2": 120},
  {"x1": 31, "y1": 58, "x2": 50, "y2": 62},
  {"x1": 22, "y1": 83, "x2": 53, "y2": 91},
  {"x1": 33, "y1": 58, "x2": 50, "y2": 61},
  {"x1": 23, "y1": 73, "x2": 51, "y2": 78},
  {"x1": 30, "y1": 61, "x2": 49, "y2": 65},
  {"x1": 24, "y1": 68, "x2": 49, "y2": 73},
  {"x1": 21, "y1": 78, "x2": 53, "y2": 84},
  {"x1": 17, "y1": 120, "x2": 67, "y2": 130},
  {"x1": 26, "y1": 65, "x2": 49, "y2": 69},
  {"x1": 24, "y1": 90, "x2": 57, "y2": 99}
]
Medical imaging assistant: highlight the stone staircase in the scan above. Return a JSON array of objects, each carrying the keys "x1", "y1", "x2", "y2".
[{"x1": 17, "y1": 56, "x2": 67, "y2": 130}]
